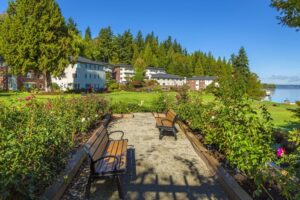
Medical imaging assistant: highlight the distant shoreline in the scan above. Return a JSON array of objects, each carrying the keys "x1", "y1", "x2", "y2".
[{"x1": 275, "y1": 85, "x2": 300, "y2": 89}]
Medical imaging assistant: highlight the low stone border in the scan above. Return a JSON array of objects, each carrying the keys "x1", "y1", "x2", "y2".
[
  {"x1": 177, "y1": 121, "x2": 253, "y2": 200},
  {"x1": 41, "y1": 114, "x2": 111, "y2": 200},
  {"x1": 112, "y1": 113, "x2": 134, "y2": 118}
]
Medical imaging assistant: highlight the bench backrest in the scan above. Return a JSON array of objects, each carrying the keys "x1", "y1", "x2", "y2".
[
  {"x1": 84, "y1": 125, "x2": 109, "y2": 162},
  {"x1": 166, "y1": 109, "x2": 178, "y2": 125}
]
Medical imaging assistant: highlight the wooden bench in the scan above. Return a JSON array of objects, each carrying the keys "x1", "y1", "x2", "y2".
[
  {"x1": 155, "y1": 109, "x2": 178, "y2": 140},
  {"x1": 84, "y1": 125, "x2": 128, "y2": 199}
]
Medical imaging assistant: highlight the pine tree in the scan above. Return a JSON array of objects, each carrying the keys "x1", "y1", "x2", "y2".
[
  {"x1": 134, "y1": 30, "x2": 145, "y2": 52},
  {"x1": 66, "y1": 18, "x2": 80, "y2": 35},
  {"x1": 115, "y1": 30, "x2": 134, "y2": 64},
  {"x1": 143, "y1": 43, "x2": 157, "y2": 66},
  {"x1": 94, "y1": 27, "x2": 114, "y2": 62},
  {"x1": 0, "y1": 0, "x2": 79, "y2": 91},
  {"x1": 85, "y1": 26, "x2": 92, "y2": 41}
]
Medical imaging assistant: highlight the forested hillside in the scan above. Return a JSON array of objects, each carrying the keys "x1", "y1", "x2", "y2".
[{"x1": 74, "y1": 24, "x2": 264, "y2": 98}]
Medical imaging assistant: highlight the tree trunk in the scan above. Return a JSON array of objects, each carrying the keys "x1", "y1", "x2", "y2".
[{"x1": 44, "y1": 71, "x2": 52, "y2": 92}]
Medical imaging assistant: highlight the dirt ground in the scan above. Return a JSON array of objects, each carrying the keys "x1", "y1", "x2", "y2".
[{"x1": 62, "y1": 113, "x2": 228, "y2": 200}]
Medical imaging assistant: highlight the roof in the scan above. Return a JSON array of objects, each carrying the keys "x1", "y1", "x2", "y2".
[
  {"x1": 114, "y1": 64, "x2": 133, "y2": 68},
  {"x1": 146, "y1": 66, "x2": 166, "y2": 71},
  {"x1": 187, "y1": 76, "x2": 217, "y2": 80},
  {"x1": 76, "y1": 56, "x2": 109, "y2": 66},
  {"x1": 152, "y1": 73, "x2": 183, "y2": 79}
]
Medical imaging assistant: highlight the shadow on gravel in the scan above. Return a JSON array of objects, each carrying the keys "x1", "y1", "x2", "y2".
[{"x1": 117, "y1": 149, "x2": 227, "y2": 200}]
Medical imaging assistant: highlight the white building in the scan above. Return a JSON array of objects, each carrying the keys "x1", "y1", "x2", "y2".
[
  {"x1": 187, "y1": 76, "x2": 217, "y2": 90},
  {"x1": 151, "y1": 73, "x2": 185, "y2": 86},
  {"x1": 113, "y1": 64, "x2": 135, "y2": 83},
  {"x1": 52, "y1": 56, "x2": 106, "y2": 91},
  {"x1": 145, "y1": 67, "x2": 166, "y2": 79}
]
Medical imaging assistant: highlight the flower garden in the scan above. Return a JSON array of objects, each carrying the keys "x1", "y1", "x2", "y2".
[
  {"x1": 0, "y1": 95, "x2": 109, "y2": 199},
  {"x1": 0, "y1": 90, "x2": 299, "y2": 199}
]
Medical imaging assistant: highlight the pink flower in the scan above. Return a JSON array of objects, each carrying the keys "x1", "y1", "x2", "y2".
[
  {"x1": 25, "y1": 96, "x2": 32, "y2": 101},
  {"x1": 276, "y1": 147, "x2": 285, "y2": 158}
]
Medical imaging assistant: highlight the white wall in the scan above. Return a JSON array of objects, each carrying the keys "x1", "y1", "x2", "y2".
[
  {"x1": 154, "y1": 78, "x2": 185, "y2": 86},
  {"x1": 146, "y1": 69, "x2": 166, "y2": 79},
  {"x1": 52, "y1": 63, "x2": 106, "y2": 91},
  {"x1": 119, "y1": 67, "x2": 135, "y2": 83}
]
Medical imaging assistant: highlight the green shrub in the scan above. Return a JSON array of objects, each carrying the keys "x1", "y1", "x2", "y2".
[
  {"x1": 0, "y1": 95, "x2": 108, "y2": 199},
  {"x1": 151, "y1": 93, "x2": 174, "y2": 113},
  {"x1": 108, "y1": 81, "x2": 119, "y2": 92},
  {"x1": 110, "y1": 101, "x2": 150, "y2": 114},
  {"x1": 173, "y1": 91, "x2": 278, "y2": 197}
]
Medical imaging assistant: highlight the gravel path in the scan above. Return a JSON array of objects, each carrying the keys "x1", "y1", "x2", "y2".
[{"x1": 62, "y1": 113, "x2": 228, "y2": 200}]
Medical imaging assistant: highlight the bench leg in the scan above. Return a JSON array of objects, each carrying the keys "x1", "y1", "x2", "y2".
[
  {"x1": 116, "y1": 175, "x2": 124, "y2": 199},
  {"x1": 85, "y1": 175, "x2": 92, "y2": 199},
  {"x1": 173, "y1": 129, "x2": 177, "y2": 140},
  {"x1": 159, "y1": 129, "x2": 163, "y2": 140}
]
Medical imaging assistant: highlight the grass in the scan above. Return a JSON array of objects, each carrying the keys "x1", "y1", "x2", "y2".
[
  {"x1": 255, "y1": 101, "x2": 299, "y2": 130},
  {"x1": 0, "y1": 90, "x2": 298, "y2": 131},
  {"x1": 0, "y1": 92, "x2": 80, "y2": 106}
]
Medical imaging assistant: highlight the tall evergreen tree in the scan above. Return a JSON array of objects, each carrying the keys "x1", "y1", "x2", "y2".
[
  {"x1": 84, "y1": 26, "x2": 92, "y2": 41},
  {"x1": 0, "y1": 0, "x2": 79, "y2": 91},
  {"x1": 66, "y1": 17, "x2": 80, "y2": 35},
  {"x1": 143, "y1": 43, "x2": 157, "y2": 66},
  {"x1": 134, "y1": 30, "x2": 145, "y2": 52},
  {"x1": 115, "y1": 30, "x2": 134, "y2": 64},
  {"x1": 94, "y1": 26, "x2": 114, "y2": 62}
]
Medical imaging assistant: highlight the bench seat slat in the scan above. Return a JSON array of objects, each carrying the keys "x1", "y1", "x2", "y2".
[
  {"x1": 95, "y1": 140, "x2": 128, "y2": 174},
  {"x1": 92, "y1": 131, "x2": 108, "y2": 161},
  {"x1": 119, "y1": 140, "x2": 128, "y2": 170},
  {"x1": 85, "y1": 126, "x2": 105, "y2": 150},
  {"x1": 155, "y1": 117, "x2": 173, "y2": 127},
  {"x1": 105, "y1": 140, "x2": 119, "y2": 172}
]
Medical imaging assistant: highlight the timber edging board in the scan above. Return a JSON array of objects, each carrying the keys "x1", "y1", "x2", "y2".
[
  {"x1": 41, "y1": 114, "x2": 111, "y2": 200},
  {"x1": 177, "y1": 121, "x2": 253, "y2": 200},
  {"x1": 112, "y1": 113, "x2": 134, "y2": 118}
]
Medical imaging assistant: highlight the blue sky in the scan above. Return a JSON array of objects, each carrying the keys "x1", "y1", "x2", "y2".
[{"x1": 0, "y1": 0, "x2": 299, "y2": 84}]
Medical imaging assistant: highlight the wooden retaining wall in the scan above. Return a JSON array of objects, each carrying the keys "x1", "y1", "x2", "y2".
[
  {"x1": 41, "y1": 114, "x2": 111, "y2": 200},
  {"x1": 177, "y1": 121, "x2": 253, "y2": 200}
]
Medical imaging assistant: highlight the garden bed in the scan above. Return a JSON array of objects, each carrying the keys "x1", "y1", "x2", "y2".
[
  {"x1": 0, "y1": 95, "x2": 109, "y2": 199},
  {"x1": 42, "y1": 114, "x2": 111, "y2": 200},
  {"x1": 177, "y1": 121, "x2": 288, "y2": 200}
]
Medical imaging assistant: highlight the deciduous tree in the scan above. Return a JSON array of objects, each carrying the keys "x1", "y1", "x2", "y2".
[{"x1": 271, "y1": 0, "x2": 300, "y2": 29}]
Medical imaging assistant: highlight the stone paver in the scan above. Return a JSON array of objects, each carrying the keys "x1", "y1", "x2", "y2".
[{"x1": 89, "y1": 113, "x2": 228, "y2": 200}]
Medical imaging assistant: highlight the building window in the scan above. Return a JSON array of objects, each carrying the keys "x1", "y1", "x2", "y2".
[
  {"x1": 89, "y1": 74, "x2": 92, "y2": 78},
  {"x1": 85, "y1": 74, "x2": 87, "y2": 78},
  {"x1": 26, "y1": 72, "x2": 34, "y2": 79},
  {"x1": 94, "y1": 74, "x2": 96, "y2": 79},
  {"x1": 72, "y1": 73, "x2": 77, "y2": 79}
]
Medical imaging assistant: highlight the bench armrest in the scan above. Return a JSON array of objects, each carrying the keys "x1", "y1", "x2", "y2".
[
  {"x1": 93, "y1": 155, "x2": 120, "y2": 170},
  {"x1": 108, "y1": 130, "x2": 124, "y2": 140}
]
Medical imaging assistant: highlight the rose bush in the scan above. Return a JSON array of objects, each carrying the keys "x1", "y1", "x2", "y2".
[{"x1": 0, "y1": 95, "x2": 108, "y2": 199}]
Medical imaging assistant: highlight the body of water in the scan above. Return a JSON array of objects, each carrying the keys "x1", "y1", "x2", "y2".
[{"x1": 264, "y1": 86, "x2": 300, "y2": 103}]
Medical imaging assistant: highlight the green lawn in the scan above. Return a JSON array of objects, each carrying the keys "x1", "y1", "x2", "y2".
[
  {"x1": 0, "y1": 91, "x2": 298, "y2": 131},
  {"x1": 0, "y1": 92, "x2": 80, "y2": 106},
  {"x1": 254, "y1": 101, "x2": 299, "y2": 130}
]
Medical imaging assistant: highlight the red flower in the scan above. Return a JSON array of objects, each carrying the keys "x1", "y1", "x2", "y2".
[{"x1": 25, "y1": 96, "x2": 32, "y2": 101}]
